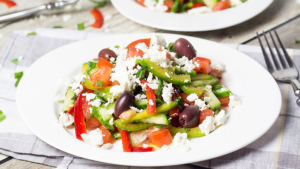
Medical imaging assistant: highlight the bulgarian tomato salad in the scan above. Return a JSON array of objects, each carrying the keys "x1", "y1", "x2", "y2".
[
  {"x1": 137, "y1": 0, "x2": 247, "y2": 14},
  {"x1": 56, "y1": 34, "x2": 241, "y2": 152}
]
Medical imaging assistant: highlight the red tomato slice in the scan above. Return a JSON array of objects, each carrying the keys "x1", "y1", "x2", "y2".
[
  {"x1": 180, "y1": 93, "x2": 194, "y2": 105},
  {"x1": 99, "y1": 125, "x2": 115, "y2": 145},
  {"x1": 127, "y1": 47, "x2": 144, "y2": 58},
  {"x1": 126, "y1": 38, "x2": 151, "y2": 49},
  {"x1": 90, "y1": 8, "x2": 103, "y2": 28},
  {"x1": 82, "y1": 101, "x2": 91, "y2": 118},
  {"x1": 212, "y1": 0, "x2": 231, "y2": 12},
  {"x1": 193, "y1": 57, "x2": 212, "y2": 74},
  {"x1": 148, "y1": 129, "x2": 173, "y2": 148},
  {"x1": 199, "y1": 109, "x2": 214, "y2": 124},
  {"x1": 192, "y1": 2, "x2": 204, "y2": 9},
  {"x1": 164, "y1": 0, "x2": 174, "y2": 8},
  {"x1": 90, "y1": 66, "x2": 112, "y2": 88},
  {"x1": 86, "y1": 117, "x2": 101, "y2": 129},
  {"x1": 169, "y1": 106, "x2": 180, "y2": 117},
  {"x1": 96, "y1": 58, "x2": 114, "y2": 68},
  {"x1": 137, "y1": 0, "x2": 145, "y2": 7},
  {"x1": 218, "y1": 96, "x2": 229, "y2": 107}
]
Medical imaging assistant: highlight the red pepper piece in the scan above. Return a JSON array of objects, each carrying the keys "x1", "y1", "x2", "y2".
[
  {"x1": 119, "y1": 129, "x2": 132, "y2": 152},
  {"x1": 74, "y1": 91, "x2": 87, "y2": 140},
  {"x1": 90, "y1": 8, "x2": 103, "y2": 29},
  {"x1": 140, "y1": 79, "x2": 156, "y2": 114},
  {"x1": 132, "y1": 147, "x2": 153, "y2": 152},
  {"x1": 0, "y1": 0, "x2": 16, "y2": 8}
]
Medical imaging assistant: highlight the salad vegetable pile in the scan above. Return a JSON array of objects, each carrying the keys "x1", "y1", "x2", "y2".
[
  {"x1": 136, "y1": 0, "x2": 247, "y2": 14},
  {"x1": 57, "y1": 34, "x2": 241, "y2": 152}
]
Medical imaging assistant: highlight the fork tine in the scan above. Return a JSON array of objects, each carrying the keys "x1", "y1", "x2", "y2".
[
  {"x1": 274, "y1": 30, "x2": 294, "y2": 67},
  {"x1": 269, "y1": 31, "x2": 288, "y2": 69},
  {"x1": 257, "y1": 32, "x2": 275, "y2": 72},
  {"x1": 263, "y1": 31, "x2": 281, "y2": 70}
]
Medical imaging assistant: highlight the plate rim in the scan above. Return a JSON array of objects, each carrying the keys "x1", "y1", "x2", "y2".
[{"x1": 16, "y1": 33, "x2": 282, "y2": 166}]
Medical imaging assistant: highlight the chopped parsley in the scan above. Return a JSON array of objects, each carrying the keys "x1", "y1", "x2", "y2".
[
  {"x1": 71, "y1": 94, "x2": 77, "y2": 101},
  {"x1": 183, "y1": 127, "x2": 191, "y2": 133},
  {"x1": 176, "y1": 96, "x2": 183, "y2": 111},
  {"x1": 96, "y1": 80, "x2": 105, "y2": 87},
  {"x1": 11, "y1": 58, "x2": 19, "y2": 65},
  {"x1": 77, "y1": 23, "x2": 85, "y2": 30},
  {"x1": 0, "y1": 110, "x2": 6, "y2": 122},
  {"x1": 14, "y1": 71, "x2": 23, "y2": 87},
  {"x1": 89, "y1": 0, "x2": 107, "y2": 8},
  {"x1": 88, "y1": 61, "x2": 97, "y2": 69},
  {"x1": 295, "y1": 39, "x2": 300, "y2": 44},
  {"x1": 136, "y1": 68, "x2": 146, "y2": 78},
  {"x1": 53, "y1": 26, "x2": 63, "y2": 28},
  {"x1": 27, "y1": 32, "x2": 36, "y2": 36}
]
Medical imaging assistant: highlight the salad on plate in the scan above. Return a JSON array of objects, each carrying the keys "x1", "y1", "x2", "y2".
[
  {"x1": 136, "y1": 0, "x2": 247, "y2": 14},
  {"x1": 56, "y1": 34, "x2": 241, "y2": 152}
]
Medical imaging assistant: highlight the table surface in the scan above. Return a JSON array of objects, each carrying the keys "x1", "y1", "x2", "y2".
[{"x1": 0, "y1": 0, "x2": 300, "y2": 168}]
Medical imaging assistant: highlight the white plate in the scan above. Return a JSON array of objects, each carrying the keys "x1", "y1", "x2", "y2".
[
  {"x1": 111, "y1": 0, "x2": 273, "y2": 32},
  {"x1": 17, "y1": 33, "x2": 281, "y2": 166}
]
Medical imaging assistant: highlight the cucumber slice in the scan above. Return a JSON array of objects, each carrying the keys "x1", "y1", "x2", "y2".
[
  {"x1": 112, "y1": 131, "x2": 121, "y2": 140},
  {"x1": 95, "y1": 102, "x2": 115, "y2": 121},
  {"x1": 134, "y1": 99, "x2": 164, "y2": 110},
  {"x1": 203, "y1": 0, "x2": 218, "y2": 8},
  {"x1": 92, "y1": 107, "x2": 114, "y2": 130},
  {"x1": 81, "y1": 63, "x2": 88, "y2": 74},
  {"x1": 213, "y1": 85, "x2": 231, "y2": 97},
  {"x1": 124, "y1": 101, "x2": 177, "y2": 124},
  {"x1": 114, "y1": 119, "x2": 154, "y2": 131},
  {"x1": 62, "y1": 87, "x2": 75, "y2": 112},
  {"x1": 180, "y1": 85, "x2": 204, "y2": 96},
  {"x1": 168, "y1": 126, "x2": 205, "y2": 138},
  {"x1": 192, "y1": 73, "x2": 214, "y2": 81},
  {"x1": 138, "y1": 114, "x2": 169, "y2": 125},
  {"x1": 199, "y1": 86, "x2": 221, "y2": 111},
  {"x1": 87, "y1": 67, "x2": 98, "y2": 77},
  {"x1": 191, "y1": 78, "x2": 219, "y2": 86}
]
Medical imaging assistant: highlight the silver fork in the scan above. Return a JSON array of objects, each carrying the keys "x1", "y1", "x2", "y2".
[{"x1": 257, "y1": 30, "x2": 300, "y2": 106}]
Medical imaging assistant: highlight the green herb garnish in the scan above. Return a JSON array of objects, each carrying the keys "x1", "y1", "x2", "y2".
[
  {"x1": 88, "y1": 61, "x2": 97, "y2": 69},
  {"x1": 14, "y1": 71, "x2": 23, "y2": 87},
  {"x1": 0, "y1": 110, "x2": 6, "y2": 122},
  {"x1": 27, "y1": 32, "x2": 36, "y2": 36},
  {"x1": 295, "y1": 39, "x2": 300, "y2": 44},
  {"x1": 77, "y1": 23, "x2": 85, "y2": 30},
  {"x1": 183, "y1": 127, "x2": 191, "y2": 133},
  {"x1": 71, "y1": 94, "x2": 77, "y2": 101},
  {"x1": 11, "y1": 58, "x2": 19, "y2": 65},
  {"x1": 136, "y1": 68, "x2": 146, "y2": 78},
  {"x1": 176, "y1": 96, "x2": 183, "y2": 111},
  {"x1": 53, "y1": 26, "x2": 63, "y2": 28}
]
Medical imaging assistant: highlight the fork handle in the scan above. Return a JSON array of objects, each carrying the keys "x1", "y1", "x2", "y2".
[{"x1": 290, "y1": 79, "x2": 300, "y2": 106}]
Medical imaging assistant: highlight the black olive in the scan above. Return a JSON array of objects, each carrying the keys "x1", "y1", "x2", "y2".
[
  {"x1": 174, "y1": 38, "x2": 196, "y2": 60},
  {"x1": 179, "y1": 105, "x2": 200, "y2": 127},
  {"x1": 98, "y1": 48, "x2": 117, "y2": 61},
  {"x1": 114, "y1": 91, "x2": 135, "y2": 117}
]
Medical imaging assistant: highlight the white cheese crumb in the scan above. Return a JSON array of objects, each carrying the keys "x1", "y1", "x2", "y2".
[
  {"x1": 150, "y1": 33, "x2": 167, "y2": 47},
  {"x1": 104, "y1": 14, "x2": 113, "y2": 21},
  {"x1": 130, "y1": 106, "x2": 143, "y2": 112},
  {"x1": 188, "y1": 6, "x2": 212, "y2": 15},
  {"x1": 174, "y1": 56, "x2": 195, "y2": 73},
  {"x1": 18, "y1": 56, "x2": 23, "y2": 61},
  {"x1": 82, "y1": 93, "x2": 96, "y2": 102},
  {"x1": 184, "y1": 79, "x2": 189, "y2": 83},
  {"x1": 161, "y1": 145, "x2": 169, "y2": 150},
  {"x1": 89, "y1": 99, "x2": 101, "y2": 107},
  {"x1": 206, "y1": 85, "x2": 212, "y2": 91},
  {"x1": 199, "y1": 116, "x2": 215, "y2": 136},
  {"x1": 212, "y1": 62, "x2": 225, "y2": 72},
  {"x1": 230, "y1": 0, "x2": 243, "y2": 6},
  {"x1": 135, "y1": 94, "x2": 147, "y2": 100},
  {"x1": 194, "y1": 99, "x2": 210, "y2": 111},
  {"x1": 110, "y1": 57, "x2": 115, "y2": 62},
  {"x1": 204, "y1": 97, "x2": 210, "y2": 102},
  {"x1": 62, "y1": 14, "x2": 72, "y2": 22},
  {"x1": 104, "y1": 97, "x2": 114, "y2": 107},
  {"x1": 107, "y1": 109, "x2": 114, "y2": 115},
  {"x1": 58, "y1": 112, "x2": 74, "y2": 127},
  {"x1": 172, "y1": 133, "x2": 190, "y2": 147},
  {"x1": 229, "y1": 94, "x2": 242, "y2": 108},
  {"x1": 81, "y1": 128, "x2": 103, "y2": 147},
  {"x1": 101, "y1": 143, "x2": 113, "y2": 150},
  {"x1": 144, "y1": 0, "x2": 168, "y2": 12},
  {"x1": 149, "y1": 99, "x2": 154, "y2": 106},
  {"x1": 135, "y1": 43, "x2": 149, "y2": 53},
  {"x1": 214, "y1": 109, "x2": 227, "y2": 126},
  {"x1": 143, "y1": 144, "x2": 149, "y2": 148},
  {"x1": 184, "y1": 103, "x2": 189, "y2": 107},
  {"x1": 186, "y1": 93, "x2": 198, "y2": 102},
  {"x1": 162, "y1": 82, "x2": 174, "y2": 105},
  {"x1": 165, "y1": 72, "x2": 170, "y2": 78},
  {"x1": 109, "y1": 118, "x2": 114, "y2": 125}
]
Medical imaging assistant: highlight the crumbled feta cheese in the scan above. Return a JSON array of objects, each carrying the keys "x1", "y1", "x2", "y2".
[
  {"x1": 104, "y1": 14, "x2": 113, "y2": 21},
  {"x1": 229, "y1": 94, "x2": 242, "y2": 108},
  {"x1": 81, "y1": 128, "x2": 103, "y2": 147},
  {"x1": 206, "y1": 85, "x2": 212, "y2": 90},
  {"x1": 58, "y1": 112, "x2": 74, "y2": 127},
  {"x1": 135, "y1": 94, "x2": 147, "y2": 100},
  {"x1": 107, "y1": 109, "x2": 114, "y2": 115},
  {"x1": 62, "y1": 14, "x2": 72, "y2": 22},
  {"x1": 230, "y1": 0, "x2": 243, "y2": 6},
  {"x1": 194, "y1": 99, "x2": 210, "y2": 111},
  {"x1": 135, "y1": 43, "x2": 149, "y2": 53},
  {"x1": 104, "y1": 97, "x2": 114, "y2": 107},
  {"x1": 150, "y1": 33, "x2": 167, "y2": 47},
  {"x1": 184, "y1": 103, "x2": 189, "y2": 107},
  {"x1": 172, "y1": 133, "x2": 190, "y2": 147},
  {"x1": 145, "y1": 73, "x2": 159, "y2": 90},
  {"x1": 165, "y1": 72, "x2": 170, "y2": 78},
  {"x1": 109, "y1": 85, "x2": 125, "y2": 97},
  {"x1": 204, "y1": 97, "x2": 210, "y2": 102},
  {"x1": 214, "y1": 109, "x2": 226, "y2": 126},
  {"x1": 194, "y1": 62, "x2": 200, "y2": 67},
  {"x1": 18, "y1": 56, "x2": 23, "y2": 61},
  {"x1": 174, "y1": 56, "x2": 195, "y2": 73},
  {"x1": 199, "y1": 116, "x2": 215, "y2": 135},
  {"x1": 161, "y1": 145, "x2": 169, "y2": 150},
  {"x1": 187, "y1": 6, "x2": 212, "y2": 15},
  {"x1": 184, "y1": 79, "x2": 189, "y2": 83},
  {"x1": 55, "y1": 94, "x2": 65, "y2": 102},
  {"x1": 212, "y1": 62, "x2": 225, "y2": 72},
  {"x1": 143, "y1": 45, "x2": 172, "y2": 68},
  {"x1": 144, "y1": 0, "x2": 168, "y2": 12},
  {"x1": 181, "y1": 146, "x2": 191, "y2": 152},
  {"x1": 101, "y1": 143, "x2": 113, "y2": 150},
  {"x1": 82, "y1": 93, "x2": 96, "y2": 102},
  {"x1": 162, "y1": 82, "x2": 174, "y2": 104},
  {"x1": 89, "y1": 99, "x2": 101, "y2": 107},
  {"x1": 130, "y1": 106, "x2": 143, "y2": 112},
  {"x1": 149, "y1": 99, "x2": 154, "y2": 106},
  {"x1": 186, "y1": 93, "x2": 198, "y2": 102},
  {"x1": 109, "y1": 118, "x2": 114, "y2": 125},
  {"x1": 143, "y1": 144, "x2": 149, "y2": 148},
  {"x1": 110, "y1": 57, "x2": 115, "y2": 62}
]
